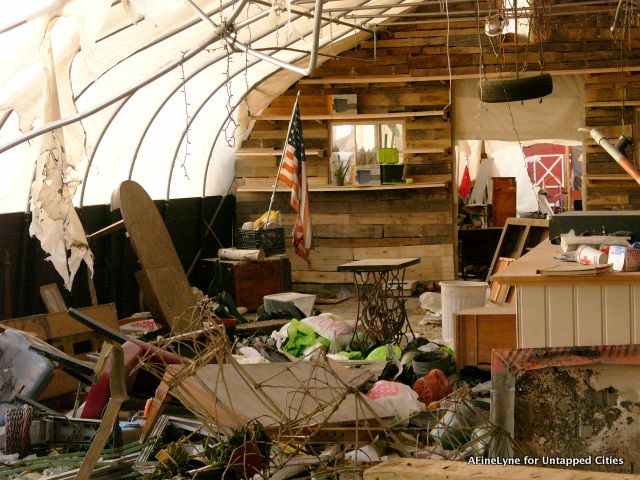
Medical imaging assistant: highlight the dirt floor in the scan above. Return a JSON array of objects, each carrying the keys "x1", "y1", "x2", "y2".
[{"x1": 314, "y1": 292, "x2": 443, "y2": 344}]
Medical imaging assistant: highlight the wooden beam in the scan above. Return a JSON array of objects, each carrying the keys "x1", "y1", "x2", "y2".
[
  {"x1": 364, "y1": 459, "x2": 637, "y2": 480},
  {"x1": 300, "y1": 65, "x2": 640, "y2": 85}
]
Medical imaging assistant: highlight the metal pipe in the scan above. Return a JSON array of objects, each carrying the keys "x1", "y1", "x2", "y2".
[
  {"x1": 228, "y1": 0, "x2": 321, "y2": 76},
  {"x1": 76, "y1": 0, "x2": 240, "y2": 100},
  {"x1": 200, "y1": 23, "x2": 363, "y2": 197},
  {"x1": 0, "y1": 29, "x2": 221, "y2": 156},
  {"x1": 580, "y1": 127, "x2": 640, "y2": 186},
  {"x1": 81, "y1": 9, "x2": 274, "y2": 206},
  {"x1": 78, "y1": 96, "x2": 131, "y2": 207},
  {"x1": 491, "y1": 351, "x2": 515, "y2": 438}
]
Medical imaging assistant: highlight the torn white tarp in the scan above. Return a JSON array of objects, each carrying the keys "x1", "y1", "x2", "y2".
[
  {"x1": 29, "y1": 133, "x2": 93, "y2": 290},
  {"x1": 22, "y1": 8, "x2": 101, "y2": 290}
]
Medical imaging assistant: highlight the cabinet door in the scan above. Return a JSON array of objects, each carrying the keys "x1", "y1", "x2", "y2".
[{"x1": 491, "y1": 177, "x2": 516, "y2": 227}]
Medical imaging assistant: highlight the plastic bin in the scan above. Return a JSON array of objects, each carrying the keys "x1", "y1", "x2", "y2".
[
  {"x1": 236, "y1": 227, "x2": 285, "y2": 256},
  {"x1": 439, "y1": 280, "x2": 488, "y2": 350},
  {"x1": 381, "y1": 164, "x2": 405, "y2": 184},
  {"x1": 377, "y1": 147, "x2": 399, "y2": 164}
]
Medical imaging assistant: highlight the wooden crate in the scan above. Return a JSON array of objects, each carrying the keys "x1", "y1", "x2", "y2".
[{"x1": 454, "y1": 304, "x2": 517, "y2": 371}]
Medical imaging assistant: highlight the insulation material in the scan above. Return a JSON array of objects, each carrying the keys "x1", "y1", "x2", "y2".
[{"x1": 454, "y1": 75, "x2": 585, "y2": 142}]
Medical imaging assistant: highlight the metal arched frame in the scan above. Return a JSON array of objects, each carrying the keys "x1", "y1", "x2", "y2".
[
  {"x1": 74, "y1": 0, "x2": 242, "y2": 101},
  {"x1": 78, "y1": 8, "x2": 274, "y2": 207},
  {"x1": 0, "y1": 0, "x2": 251, "y2": 156},
  {"x1": 200, "y1": 22, "x2": 365, "y2": 198}
]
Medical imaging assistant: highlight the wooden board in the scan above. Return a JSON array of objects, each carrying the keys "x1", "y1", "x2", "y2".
[
  {"x1": 1, "y1": 303, "x2": 118, "y2": 341},
  {"x1": 164, "y1": 359, "x2": 392, "y2": 431},
  {"x1": 364, "y1": 458, "x2": 639, "y2": 480},
  {"x1": 454, "y1": 304, "x2": 517, "y2": 371},
  {"x1": 488, "y1": 257, "x2": 515, "y2": 304},
  {"x1": 39, "y1": 283, "x2": 67, "y2": 313},
  {"x1": 112, "y1": 181, "x2": 194, "y2": 333}
]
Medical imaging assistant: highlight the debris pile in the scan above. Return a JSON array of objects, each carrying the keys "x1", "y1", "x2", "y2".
[{"x1": 0, "y1": 295, "x2": 519, "y2": 479}]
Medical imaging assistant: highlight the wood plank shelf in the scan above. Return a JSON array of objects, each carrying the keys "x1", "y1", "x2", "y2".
[
  {"x1": 236, "y1": 148, "x2": 325, "y2": 157},
  {"x1": 586, "y1": 100, "x2": 640, "y2": 107},
  {"x1": 586, "y1": 174, "x2": 637, "y2": 181},
  {"x1": 236, "y1": 182, "x2": 446, "y2": 193},
  {"x1": 404, "y1": 147, "x2": 448, "y2": 154},
  {"x1": 249, "y1": 110, "x2": 446, "y2": 122}
]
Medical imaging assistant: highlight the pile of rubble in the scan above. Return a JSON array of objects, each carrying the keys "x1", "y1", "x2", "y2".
[{"x1": 0, "y1": 297, "x2": 518, "y2": 479}]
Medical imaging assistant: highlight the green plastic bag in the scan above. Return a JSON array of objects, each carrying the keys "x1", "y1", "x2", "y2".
[
  {"x1": 283, "y1": 319, "x2": 329, "y2": 356},
  {"x1": 366, "y1": 345, "x2": 402, "y2": 361}
]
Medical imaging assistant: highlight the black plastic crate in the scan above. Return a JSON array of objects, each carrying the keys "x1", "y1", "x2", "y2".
[
  {"x1": 381, "y1": 164, "x2": 405, "y2": 184},
  {"x1": 236, "y1": 227, "x2": 286, "y2": 256}
]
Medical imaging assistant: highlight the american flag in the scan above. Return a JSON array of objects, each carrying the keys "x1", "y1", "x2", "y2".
[{"x1": 278, "y1": 103, "x2": 313, "y2": 264}]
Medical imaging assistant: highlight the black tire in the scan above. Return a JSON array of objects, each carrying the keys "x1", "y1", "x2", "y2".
[{"x1": 478, "y1": 73, "x2": 553, "y2": 103}]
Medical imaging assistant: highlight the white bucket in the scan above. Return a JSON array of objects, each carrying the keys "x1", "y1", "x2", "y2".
[{"x1": 439, "y1": 280, "x2": 488, "y2": 350}]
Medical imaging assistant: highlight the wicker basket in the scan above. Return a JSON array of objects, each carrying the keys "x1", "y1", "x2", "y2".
[{"x1": 236, "y1": 227, "x2": 286, "y2": 256}]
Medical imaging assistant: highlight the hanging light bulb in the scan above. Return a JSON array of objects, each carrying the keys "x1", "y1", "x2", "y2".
[{"x1": 485, "y1": 14, "x2": 508, "y2": 37}]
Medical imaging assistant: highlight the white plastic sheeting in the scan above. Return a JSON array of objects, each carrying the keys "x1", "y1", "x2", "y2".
[
  {"x1": 1, "y1": 0, "x2": 416, "y2": 288},
  {"x1": 454, "y1": 75, "x2": 585, "y2": 142}
]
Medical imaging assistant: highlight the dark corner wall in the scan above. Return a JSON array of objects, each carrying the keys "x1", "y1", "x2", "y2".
[{"x1": 0, "y1": 195, "x2": 236, "y2": 321}]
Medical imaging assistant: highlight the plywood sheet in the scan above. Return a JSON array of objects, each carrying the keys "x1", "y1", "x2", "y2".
[{"x1": 164, "y1": 359, "x2": 392, "y2": 431}]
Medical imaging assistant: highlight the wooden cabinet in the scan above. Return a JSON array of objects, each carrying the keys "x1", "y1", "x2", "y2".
[
  {"x1": 454, "y1": 304, "x2": 517, "y2": 370},
  {"x1": 493, "y1": 241, "x2": 640, "y2": 348},
  {"x1": 215, "y1": 257, "x2": 292, "y2": 311},
  {"x1": 490, "y1": 177, "x2": 516, "y2": 227}
]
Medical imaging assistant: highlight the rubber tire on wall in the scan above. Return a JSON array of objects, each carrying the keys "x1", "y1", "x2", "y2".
[{"x1": 478, "y1": 73, "x2": 553, "y2": 103}]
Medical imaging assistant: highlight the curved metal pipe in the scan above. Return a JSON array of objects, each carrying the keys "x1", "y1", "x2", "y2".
[
  {"x1": 78, "y1": 96, "x2": 131, "y2": 207},
  {"x1": 131, "y1": 10, "x2": 273, "y2": 184},
  {"x1": 79, "y1": 7, "x2": 272, "y2": 207},
  {"x1": 163, "y1": 62, "x2": 260, "y2": 200}
]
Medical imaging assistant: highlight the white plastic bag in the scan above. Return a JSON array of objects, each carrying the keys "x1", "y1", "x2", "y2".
[
  {"x1": 366, "y1": 380, "x2": 424, "y2": 424},
  {"x1": 301, "y1": 313, "x2": 364, "y2": 353},
  {"x1": 419, "y1": 291, "x2": 442, "y2": 314}
]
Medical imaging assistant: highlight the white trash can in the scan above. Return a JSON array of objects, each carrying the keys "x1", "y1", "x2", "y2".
[{"x1": 439, "y1": 280, "x2": 488, "y2": 350}]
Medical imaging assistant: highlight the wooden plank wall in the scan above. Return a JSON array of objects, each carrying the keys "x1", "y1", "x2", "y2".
[
  {"x1": 584, "y1": 72, "x2": 640, "y2": 209},
  {"x1": 236, "y1": 3, "x2": 640, "y2": 284},
  {"x1": 236, "y1": 189, "x2": 454, "y2": 284}
]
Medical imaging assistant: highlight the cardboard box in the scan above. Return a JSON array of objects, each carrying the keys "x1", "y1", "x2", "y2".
[{"x1": 608, "y1": 246, "x2": 640, "y2": 271}]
